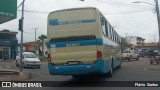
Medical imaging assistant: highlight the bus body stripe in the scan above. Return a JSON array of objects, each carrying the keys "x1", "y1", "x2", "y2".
[{"x1": 47, "y1": 39, "x2": 103, "y2": 48}]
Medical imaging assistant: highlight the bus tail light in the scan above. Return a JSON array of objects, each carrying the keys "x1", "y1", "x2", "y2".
[
  {"x1": 48, "y1": 54, "x2": 51, "y2": 62},
  {"x1": 97, "y1": 51, "x2": 102, "y2": 59}
]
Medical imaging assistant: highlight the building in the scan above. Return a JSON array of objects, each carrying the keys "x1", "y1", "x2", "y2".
[
  {"x1": 127, "y1": 36, "x2": 145, "y2": 46},
  {"x1": 22, "y1": 40, "x2": 47, "y2": 57},
  {"x1": 0, "y1": 0, "x2": 17, "y2": 59},
  {"x1": 22, "y1": 41, "x2": 35, "y2": 52},
  {"x1": 0, "y1": 30, "x2": 18, "y2": 59},
  {"x1": 135, "y1": 42, "x2": 158, "y2": 52}
]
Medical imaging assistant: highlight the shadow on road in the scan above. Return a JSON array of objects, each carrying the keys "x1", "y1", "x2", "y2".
[{"x1": 47, "y1": 67, "x2": 122, "y2": 87}]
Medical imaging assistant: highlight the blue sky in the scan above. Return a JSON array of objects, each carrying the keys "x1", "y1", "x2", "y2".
[{"x1": 0, "y1": 0, "x2": 158, "y2": 43}]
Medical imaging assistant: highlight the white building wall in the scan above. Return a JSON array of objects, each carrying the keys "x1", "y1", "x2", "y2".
[
  {"x1": 127, "y1": 36, "x2": 145, "y2": 46},
  {"x1": 127, "y1": 36, "x2": 137, "y2": 45}
]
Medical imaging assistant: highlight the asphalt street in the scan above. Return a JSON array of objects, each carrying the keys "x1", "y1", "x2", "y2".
[
  {"x1": 0, "y1": 58, "x2": 160, "y2": 90},
  {"x1": 26, "y1": 58, "x2": 160, "y2": 81}
]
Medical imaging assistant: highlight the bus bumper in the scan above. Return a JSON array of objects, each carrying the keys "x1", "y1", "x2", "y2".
[{"x1": 48, "y1": 60, "x2": 110, "y2": 75}]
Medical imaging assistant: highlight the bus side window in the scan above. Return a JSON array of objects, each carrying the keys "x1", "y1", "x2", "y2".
[
  {"x1": 101, "y1": 15, "x2": 108, "y2": 37},
  {"x1": 112, "y1": 29, "x2": 115, "y2": 41},
  {"x1": 108, "y1": 24, "x2": 112, "y2": 39},
  {"x1": 117, "y1": 34, "x2": 119, "y2": 43},
  {"x1": 116, "y1": 33, "x2": 118, "y2": 43},
  {"x1": 115, "y1": 31, "x2": 117, "y2": 42},
  {"x1": 105, "y1": 21, "x2": 108, "y2": 36},
  {"x1": 101, "y1": 16, "x2": 105, "y2": 25},
  {"x1": 110, "y1": 27, "x2": 113, "y2": 40},
  {"x1": 108, "y1": 23, "x2": 111, "y2": 38}
]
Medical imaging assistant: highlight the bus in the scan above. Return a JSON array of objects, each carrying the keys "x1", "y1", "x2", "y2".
[{"x1": 47, "y1": 7, "x2": 122, "y2": 78}]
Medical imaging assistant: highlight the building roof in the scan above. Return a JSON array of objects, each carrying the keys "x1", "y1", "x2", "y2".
[
  {"x1": 135, "y1": 42, "x2": 157, "y2": 47},
  {"x1": 127, "y1": 36, "x2": 145, "y2": 40},
  {"x1": 23, "y1": 41, "x2": 35, "y2": 46},
  {"x1": 0, "y1": 29, "x2": 18, "y2": 34}
]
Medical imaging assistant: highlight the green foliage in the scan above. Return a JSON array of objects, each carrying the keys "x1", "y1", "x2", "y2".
[
  {"x1": 36, "y1": 35, "x2": 47, "y2": 49},
  {"x1": 36, "y1": 35, "x2": 47, "y2": 57},
  {"x1": 120, "y1": 37, "x2": 132, "y2": 52}
]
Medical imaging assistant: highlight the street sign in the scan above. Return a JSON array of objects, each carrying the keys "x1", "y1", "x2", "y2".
[{"x1": 0, "y1": 0, "x2": 17, "y2": 24}]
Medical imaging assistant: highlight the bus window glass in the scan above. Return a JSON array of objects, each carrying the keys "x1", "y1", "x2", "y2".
[
  {"x1": 105, "y1": 20, "x2": 108, "y2": 36},
  {"x1": 49, "y1": 35, "x2": 96, "y2": 43}
]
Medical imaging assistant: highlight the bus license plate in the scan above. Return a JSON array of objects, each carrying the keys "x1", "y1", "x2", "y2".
[{"x1": 68, "y1": 61, "x2": 79, "y2": 65}]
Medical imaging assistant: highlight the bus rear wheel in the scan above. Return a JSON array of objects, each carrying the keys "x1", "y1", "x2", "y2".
[
  {"x1": 72, "y1": 75, "x2": 86, "y2": 79},
  {"x1": 107, "y1": 60, "x2": 113, "y2": 77}
]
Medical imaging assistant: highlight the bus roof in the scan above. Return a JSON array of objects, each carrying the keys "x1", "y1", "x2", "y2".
[{"x1": 49, "y1": 7, "x2": 98, "y2": 15}]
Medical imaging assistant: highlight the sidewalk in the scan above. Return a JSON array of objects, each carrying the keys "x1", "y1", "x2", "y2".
[{"x1": 0, "y1": 59, "x2": 31, "y2": 81}]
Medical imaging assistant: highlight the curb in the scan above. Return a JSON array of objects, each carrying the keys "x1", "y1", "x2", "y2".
[
  {"x1": 0, "y1": 71, "x2": 19, "y2": 75},
  {"x1": 0, "y1": 71, "x2": 32, "y2": 81}
]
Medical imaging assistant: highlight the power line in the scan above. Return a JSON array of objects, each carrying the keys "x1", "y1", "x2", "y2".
[
  {"x1": 97, "y1": 0, "x2": 153, "y2": 9},
  {"x1": 103, "y1": 9, "x2": 153, "y2": 15},
  {"x1": 17, "y1": 8, "x2": 153, "y2": 15},
  {"x1": 23, "y1": 31, "x2": 44, "y2": 36},
  {"x1": 18, "y1": 10, "x2": 50, "y2": 13},
  {"x1": 83, "y1": 0, "x2": 153, "y2": 15},
  {"x1": 17, "y1": 0, "x2": 25, "y2": 9},
  {"x1": 15, "y1": 0, "x2": 153, "y2": 15}
]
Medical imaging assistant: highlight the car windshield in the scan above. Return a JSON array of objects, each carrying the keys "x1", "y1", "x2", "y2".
[{"x1": 24, "y1": 53, "x2": 37, "y2": 58}]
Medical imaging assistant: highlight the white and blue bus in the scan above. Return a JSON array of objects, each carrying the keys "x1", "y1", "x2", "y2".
[{"x1": 47, "y1": 7, "x2": 122, "y2": 78}]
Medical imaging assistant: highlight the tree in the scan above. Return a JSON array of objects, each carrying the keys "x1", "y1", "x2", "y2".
[
  {"x1": 36, "y1": 35, "x2": 47, "y2": 57},
  {"x1": 120, "y1": 37, "x2": 132, "y2": 52}
]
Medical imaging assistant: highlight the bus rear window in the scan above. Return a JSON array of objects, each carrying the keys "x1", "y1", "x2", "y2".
[{"x1": 49, "y1": 35, "x2": 96, "y2": 43}]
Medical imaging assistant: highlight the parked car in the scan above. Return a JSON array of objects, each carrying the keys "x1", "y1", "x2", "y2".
[
  {"x1": 145, "y1": 50, "x2": 156, "y2": 57},
  {"x1": 137, "y1": 51, "x2": 145, "y2": 57},
  {"x1": 122, "y1": 50, "x2": 139, "y2": 61},
  {"x1": 16, "y1": 52, "x2": 41, "y2": 68},
  {"x1": 154, "y1": 50, "x2": 160, "y2": 56}
]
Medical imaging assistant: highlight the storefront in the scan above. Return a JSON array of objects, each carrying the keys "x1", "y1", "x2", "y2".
[
  {"x1": 0, "y1": 30, "x2": 18, "y2": 59},
  {"x1": 0, "y1": 0, "x2": 17, "y2": 59}
]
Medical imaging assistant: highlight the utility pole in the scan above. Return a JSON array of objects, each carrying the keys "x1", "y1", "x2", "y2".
[
  {"x1": 125, "y1": 33, "x2": 128, "y2": 43},
  {"x1": 125, "y1": 33, "x2": 128, "y2": 38},
  {"x1": 133, "y1": 0, "x2": 160, "y2": 49},
  {"x1": 155, "y1": 0, "x2": 160, "y2": 50},
  {"x1": 33, "y1": 28, "x2": 38, "y2": 53},
  {"x1": 154, "y1": 35, "x2": 156, "y2": 43},
  {"x1": 20, "y1": 0, "x2": 25, "y2": 72}
]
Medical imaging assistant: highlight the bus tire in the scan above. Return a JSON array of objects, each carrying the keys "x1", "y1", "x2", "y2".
[
  {"x1": 72, "y1": 75, "x2": 85, "y2": 79},
  {"x1": 107, "y1": 68, "x2": 112, "y2": 77},
  {"x1": 117, "y1": 59, "x2": 122, "y2": 68},
  {"x1": 107, "y1": 60, "x2": 113, "y2": 77}
]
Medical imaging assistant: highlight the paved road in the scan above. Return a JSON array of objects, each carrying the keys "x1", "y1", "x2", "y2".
[
  {"x1": 26, "y1": 57, "x2": 160, "y2": 81},
  {"x1": 0, "y1": 58, "x2": 160, "y2": 90}
]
